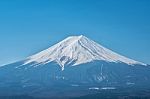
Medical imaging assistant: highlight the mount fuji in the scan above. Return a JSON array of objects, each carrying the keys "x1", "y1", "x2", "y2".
[{"x1": 0, "y1": 35, "x2": 150, "y2": 98}]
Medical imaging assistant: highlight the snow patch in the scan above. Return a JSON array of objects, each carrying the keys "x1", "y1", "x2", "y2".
[
  {"x1": 101, "y1": 87, "x2": 116, "y2": 90},
  {"x1": 89, "y1": 87, "x2": 99, "y2": 90}
]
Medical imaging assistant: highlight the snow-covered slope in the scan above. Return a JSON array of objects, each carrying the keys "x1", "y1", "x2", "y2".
[{"x1": 23, "y1": 35, "x2": 145, "y2": 70}]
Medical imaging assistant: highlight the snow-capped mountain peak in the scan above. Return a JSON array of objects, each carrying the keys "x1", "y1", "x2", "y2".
[{"x1": 23, "y1": 35, "x2": 145, "y2": 70}]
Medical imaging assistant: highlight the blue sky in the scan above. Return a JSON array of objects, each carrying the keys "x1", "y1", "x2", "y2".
[{"x1": 0, "y1": 0, "x2": 150, "y2": 65}]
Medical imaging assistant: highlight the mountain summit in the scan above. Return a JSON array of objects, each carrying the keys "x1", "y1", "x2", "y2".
[{"x1": 24, "y1": 35, "x2": 145, "y2": 70}]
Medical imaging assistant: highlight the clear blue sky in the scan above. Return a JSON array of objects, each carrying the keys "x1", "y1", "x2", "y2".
[{"x1": 0, "y1": 0, "x2": 150, "y2": 65}]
